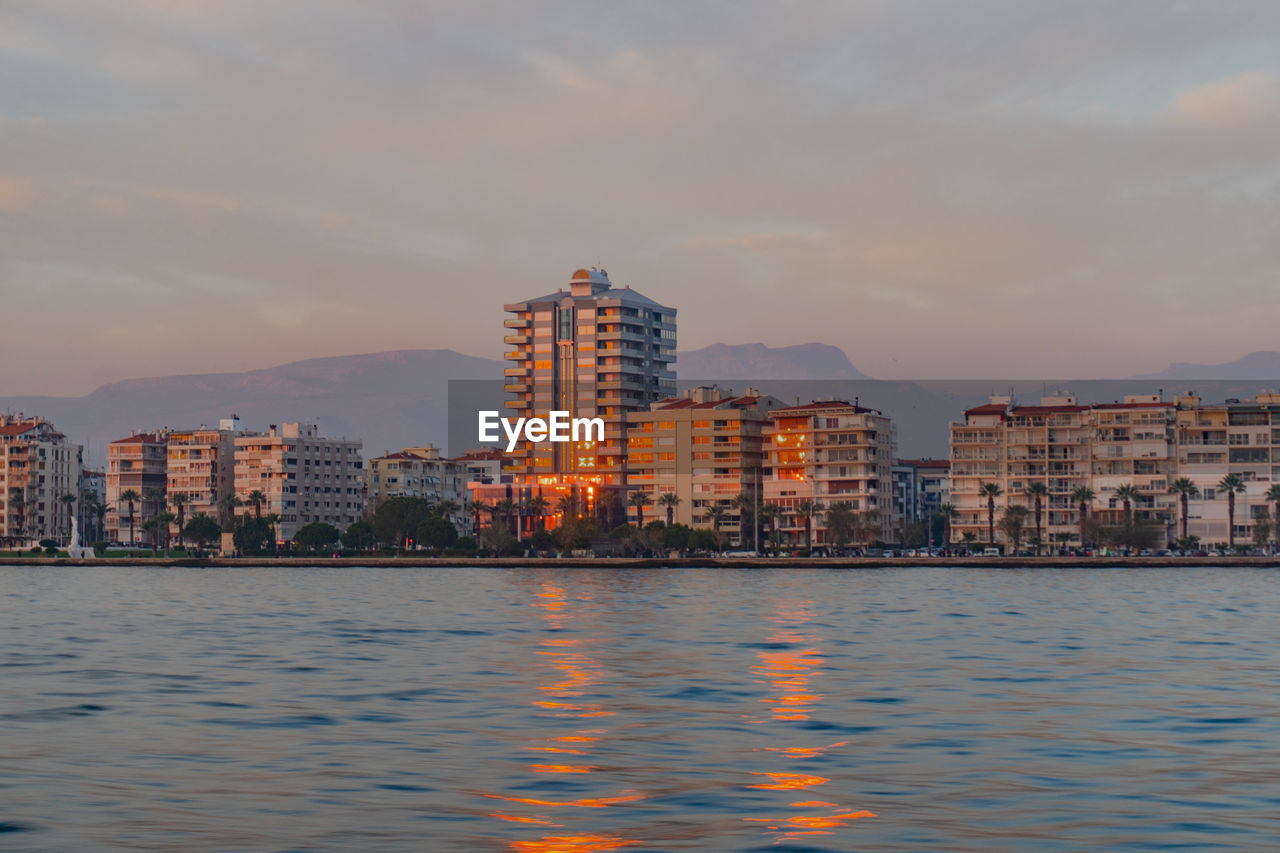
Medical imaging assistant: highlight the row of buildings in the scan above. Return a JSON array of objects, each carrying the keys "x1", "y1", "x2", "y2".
[{"x1": 7, "y1": 266, "x2": 1279, "y2": 552}]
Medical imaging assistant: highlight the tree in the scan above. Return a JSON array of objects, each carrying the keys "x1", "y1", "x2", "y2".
[
  {"x1": 1267, "y1": 484, "x2": 1280, "y2": 552},
  {"x1": 1113, "y1": 484, "x2": 1141, "y2": 526},
  {"x1": 901, "y1": 521, "x2": 927, "y2": 549},
  {"x1": 704, "y1": 504, "x2": 728, "y2": 549},
  {"x1": 371, "y1": 496, "x2": 434, "y2": 549},
  {"x1": 263, "y1": 513, "x2": 281, "y2": 550},
  {"x1": 662, "y1": 522, "x2": 692, "y2": 553},
  {"x1": 554, "y1": 515, "x2": 600, "y2": 551},
  {"x1": 245, "y1": 490, "x2": 266, "y2": 519},
  {"x1": 1218, "y1": 473, "x2": 1246, "y2": 550},
  {"x1": 794, "y1": 499, "x2": 821, "y2": 551},
  {"x1": 218, "y1": 492, "x2": 242, "y2": 527},
  {"x1": 733, "y1": 491, "x2": 758, "y2": 548},
  {"x1": 492, "y1": 498, "x2": 518, "y2": 538},
  {"x1": 998, "y1": 504, "x2": 1029, "y2": 553},
  {"x1": 627, "y1": 490, "x2": 652, "y2": 528},
  {"x1": 92, "y1": 498, "x2": 108, "y2": 543},
  {"x1": 341, "y1": 520, "x2": 375, "y2": 552},
  {"x1": 1024, "y1": 482, "x2": 1049, "y2": 556},
  {"x1": 658, "y1": 492, "x2": 681, "y2": 526},
  {"x1": 59, "y1": 493, "x2": 77, "y2": 543},
  {"x1": 140, "y1": 517, "x2": 160, "y2": 554},
  {"x1": 1251, "y1": 515, "x2": 1272, "y2": 552},
  {"x1": 1169, "y1": 478, "x2": 1200, "y2": 544},
  {"x1": 230, "y1": 514, "x2": 273, "y2": 554},
  {"x1": 823, "y1": 501, "x2": 856, "y2": 549},
  {"x1": 8, "y1": 492, "x2": 26, "y2": 545},
  {"x1": 416, "y1": 515, "x2": 458, "y2": 550},
  {"x1": 758, "y1": 503, "x2": 783, "y2": 555},
  {"x1": 183, "y1": 513, "x2": 220, "y2": 552},
  {"x1": 937, "y1": 502, "x2": 957, "y2": 549},
  {"x1": 1070, "y1": 486, "x2": 1096, "y2": 547},
  {"x1": 155, "y1": 512, "x2": 176, "y2": 552},
  {"x1": 979, "y1": 482, "x2": 1003, "y2": 545},
  {"x1": 170, "y1": 492, "x2": 190, "y2": 548},
  {"x1": 119, "y1": 488, "x2": 141, "y2": 546},
  {"x1": 555, "y1": 493, "x2": 578, "y2": 521},
  {"x1": 144, "y1": 488, "x2": 167, "y2": 533},
  {"x1": 526, "y1": 496, "x2": 550, "y2": 533},
  {"x1": 294, "y1": 522, "x2": 340, "y2": 553}
]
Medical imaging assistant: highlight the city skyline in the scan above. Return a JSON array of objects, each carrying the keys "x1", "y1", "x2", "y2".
[{"x1": 4, "y1": 3, "x2": 1280, "y2": 395}]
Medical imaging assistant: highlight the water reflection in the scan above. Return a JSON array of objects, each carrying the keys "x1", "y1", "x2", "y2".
[
  {"x1": 746, "y1": 600, "x2": 876, "y2": 843},
  {"x1": 481, "y1": 583, "x2": 642, "y2": 851}
]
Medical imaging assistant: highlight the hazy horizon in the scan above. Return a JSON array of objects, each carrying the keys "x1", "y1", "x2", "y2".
[{"x1": 4, "y1": 2, "x2": 1279, "y2": 396}]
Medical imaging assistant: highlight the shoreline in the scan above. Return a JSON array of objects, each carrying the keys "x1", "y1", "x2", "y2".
[{"x1": 3, "y1": 556, "x2": 1278, "y2": 569}]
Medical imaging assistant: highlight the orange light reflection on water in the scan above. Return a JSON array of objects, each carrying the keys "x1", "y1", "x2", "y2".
[
  {"x1": 745, "y1": 600, "x2": 877, "y2": 844},
  {"x1": 481, "y1": 583, "x2": 642, "y2": 852}
]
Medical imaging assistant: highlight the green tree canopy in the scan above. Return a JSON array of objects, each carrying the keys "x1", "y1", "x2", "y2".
[
  {"x1": 370, "y1": 496, "x2": 435, "y2": 548},
  {"x1": 183, "y1": 514, "x2": 221, "y2": 550},
  {"x1": 416, "y1": 515, "x2": 458, "y2": 550},
  {"x1": 294, "y1": 522, "x2": 341, "y2": 552}
]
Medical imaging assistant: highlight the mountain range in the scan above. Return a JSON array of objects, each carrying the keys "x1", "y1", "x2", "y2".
[{"x1": 3, "y1": 344, "x2": 1278, "y2": 464}]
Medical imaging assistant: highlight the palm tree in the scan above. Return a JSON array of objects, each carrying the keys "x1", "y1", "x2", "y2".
[
  {"x1": 759, "y1": 502, "x2": 784, "y2": 555},
  {"x1": 627, "y1": 490, "x2": 652, "y2": 528},
  {"x1": 978, "y1": 482, "x2": 1003, "y2": 546},
  {"x1": 526, "y1": 496, "x2": 549, "y2": 532},
  {"x1": 794, "y1": 499, "x2": 821, "y2": 551},
  {"x1": 1070, "y1": 486, "x2": 1095, "y2": 547},
  {"x1": 156, "y1": 511, "x2": 176, "y2": 553},
  {"x1": 733, "y1": 491, "x2": 759, "y2": 548},
  {"x1": 140, "y1": 517, "x2": 160, "y2": 554},
  {"x1": 704, "y1": 504, "x2": 728, "y2": 548},
  {"x1": 555, "y1": 493, "x2": 578, "y2": 521},
  {"x1": 998, "y1": 504, "x2": 1030, "y2": 552},
  {"x1": 1266, "y1": 484, "x2": 1280, "y2": 553},
  {"x1": 59, "y1": 493, "x2": 77, "y2": 544},
  {"x1": 1169, "y1": 478, "x2": 1200, "y2": 543},
  {"x1": 1218, "y1": 473, "x2": 1246, "y2": 550},
  {"x1": 1113, "y1": 484, "x2": 1141, "y2": 525},
  {"x1": 493, "y1": 498, "x2": 518, "y2": 537},
  {"x1": 246, "y1": 490, "x2": 267, "y2": 519},
  {"x1": 263, "y1": 513, "x2": 281, "y2": 550},
  {"x1": 436, "y1": 498, "x2": 461, "y2": 526},
  {"x1": 92, "y1": 497, "x2": 108, "y2": 542},
  {"x1": 658, "y1": 492, "x2": 681, "y2": 526},
  {"x1": 218, "y1": 492, "x2": 242, "y2": 527},
  {"x1": 170, "y1": 493, "x2": 190, "y2": 548},
  {"x1": 937, "y1": 502, "x2": 957, "y2": 550},
  {"x1": 119, "y1": 489, "x2": 141, "y2": 546},
  {"x1": 1024, "y1": 482, "x2": 1049, "y2": 556}
]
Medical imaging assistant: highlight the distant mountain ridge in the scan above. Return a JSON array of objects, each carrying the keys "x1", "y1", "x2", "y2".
[
  {"x1": 1131, "y1": 351, "x2": 1280, "y2": 381},
  {"x1": 678, "y1": 342, "x2": 870, "y2": 380},
  {"x1": 0, "y1": 342, "x2": 871, "y2": 463}
]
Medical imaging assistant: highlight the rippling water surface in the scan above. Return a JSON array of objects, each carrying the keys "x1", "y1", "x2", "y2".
[{"x1": 2, "y1": 565, "x2": 1278, "y2": 851}]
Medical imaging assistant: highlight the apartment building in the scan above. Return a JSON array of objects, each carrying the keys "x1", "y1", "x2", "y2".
[
  {"x1": 167, "y1": 422, "x2": 238, "y2": 535},
  {"x1": 892, "y1": 458, "x2": 951, "y2": 528},
  {"x1": 495, "y1": 267, "x2": 676, "y2": 523},
  {"x1": 365, "y1": 444, "x2": 472, "y2": 532},
  {"x1": 763, "y1": 400, "x2": 896, "y2": 547},
  {"x1": 106, "y1": 431, "x2": 169, "y2": 544},
  {"x1": 0, "y1": 415, "x2": 83, "y2": 546},
  {"x1": 625, "y1": 386, "x2": 783, "y2": 542},
  {"x1": 950, "y1": 393, "x2": 1188, "y2": 548},
  {"x1": 234, "y1": 423, "x2": 363, "y2": 542},
  {"x1": 1173, "y1": 392, "x2": 1280, "y2": 545}
]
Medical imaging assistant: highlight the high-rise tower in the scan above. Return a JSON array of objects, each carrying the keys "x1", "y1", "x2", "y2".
[{"x1": 502, "y1": 268, "x2": 676, "y2": 498}]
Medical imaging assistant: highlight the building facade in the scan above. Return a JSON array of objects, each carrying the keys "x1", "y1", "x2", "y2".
[
  {"x1": 0, "y1": 415, "x2": 83, "y2": 546},
  {"x1": 106, "y1": 431, "x2": 169, "y2": 544},
  {"x1": 625, "y1": 386, "x2": 783, "y2": 544},
  {"x1": 495, "y1": 267, "x2": 676, "y2": 523},
  {"x1": 233, "y1": 423, "x2": 364, "y2": 542},
  {"x1": 763, "y1": 400, "x2": 896, "y2": 548},
  {"x1": 167, "y1": 424, "x2": 237, "y2": 536}
]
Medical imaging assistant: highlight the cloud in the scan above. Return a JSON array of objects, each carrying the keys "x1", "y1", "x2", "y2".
[{"x1": 1175, "y1": 70, "x2": 1280, "y2": 129}]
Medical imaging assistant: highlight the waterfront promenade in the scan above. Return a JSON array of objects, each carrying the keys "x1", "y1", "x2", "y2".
[{"x1": 5, "y1": 555, "x2": 1280, "y2": 569}]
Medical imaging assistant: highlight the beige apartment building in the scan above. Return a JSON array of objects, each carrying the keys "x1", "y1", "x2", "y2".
[
  {"x1": 625, "y1": 387, "x2": 783, "y2": 543},
  {"x1": 106, "y1": 431, "x2": 169, "y2": 544},
  {"x1": 949, "y1": 391, "x2": 1280, "y2": 549},
  {"x1": 166, "y1": 423, "x2": 237, "y2": 536},
  {"x1": 763, "y1": 400, "x2": 896, "y2": 547},
  {"x1": 490, "y1": 267, "x2": 676, "y2": 525},
  {"x1": 234, "y1": 423, "x2": 364, "y2": 542},
  {"x1": 365, "y1": 445, "x2": 469, "y2": 531},
  {"x1": 0, "y1": 415, "x2": 83, "y2": 546}
]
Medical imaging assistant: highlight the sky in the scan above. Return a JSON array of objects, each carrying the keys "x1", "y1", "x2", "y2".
[{"x1": 2, "y1": 1, "x2": 1279, "y2": 395}]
